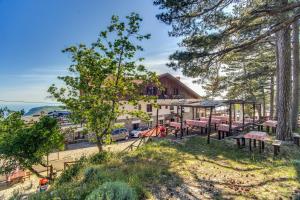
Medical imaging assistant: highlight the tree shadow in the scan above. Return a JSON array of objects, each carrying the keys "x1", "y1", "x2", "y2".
[{"x1": 159, "y1": 136, "x2": 300, "y2": 199}]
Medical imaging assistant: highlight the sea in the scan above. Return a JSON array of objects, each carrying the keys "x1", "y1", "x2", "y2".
[{"x1": 0, "y1": 103, "x2": 62, "y2": 113}]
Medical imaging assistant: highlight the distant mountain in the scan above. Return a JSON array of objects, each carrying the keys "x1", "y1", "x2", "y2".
[{"x1": 25, "y1": 106, "x2": 65, "y2": 116}]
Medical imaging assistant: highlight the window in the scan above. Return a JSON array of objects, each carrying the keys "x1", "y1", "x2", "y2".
[
  {"x1": 173, "y1": 88, "x2": 179, "y2": 95},
  {"x1": 147, "y1": 104, "x2": 152, "y2": 112},
  {"x1": 165, "y1": 105, "x2": 168, "y2": 109},
  {"x1": 146, "y1": 86, "x2": 158, "y2": 95},
  {"x1": 147, "y1": 121, "x2": 153, "y2": 128},
  {"x1": 170, "y1": 105, "x2": 174, "y2": 111},
  {"x1": 138, "y1": 104, "x2": 142, "y2": 110},
  {"x1": 159, "y1": 120, "x2": 164, "y2": 125},
  {"x1": 133, "y1": 123, "x2": 139, "y2": 130}
]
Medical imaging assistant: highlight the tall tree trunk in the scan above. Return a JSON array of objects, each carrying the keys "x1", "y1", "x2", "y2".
[
  {"x1": 291, "y1": 19, "x2": 300, "y2": 131},
  {"x1": 275, "y1": 34, "x2": 280, "y2": 120},
  {"x1": 276, "y1": 0, "x2": 292, "y2": 140},
  {"x1": 261, "y1": 87, "x2": 266, "y2": 117},
  {"x1": 270, "y1": 76, "x2": 275, "y2": 119}
]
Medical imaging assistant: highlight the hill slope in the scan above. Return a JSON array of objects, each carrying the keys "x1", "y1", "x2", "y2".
[
  {"x1": 26, "y1": 136, "x2": 300, "y2": 199},
  {"x1": 25, "y1": 106, "x2": 64, "y2": 116}
]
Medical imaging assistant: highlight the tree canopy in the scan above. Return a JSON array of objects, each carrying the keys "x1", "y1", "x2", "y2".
[
  {"x1": 0, "y1": 111, "x2": 63, "y2": 177},
  {"x1": 49, "y1": 13, "x2": 159, "y2": 151}
]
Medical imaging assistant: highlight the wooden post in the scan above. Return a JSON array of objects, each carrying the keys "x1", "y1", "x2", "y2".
[
  {"x1": 180, "y1": 106, "x2": 183, "y2": 139},
  {"x1": 207, "y1": 106, "x2": 213, "y2": 144},
  {"x1": 259, "y1": 104, "x2": 262, "y2": 121},
  {"x1": 252, "y1": 103, "x2": 256, "y2": 126},
  {"x1": 46, "y1": 154, "x2": 49, "y2": 177},
  {"x1": 50, "y1": 165, "x2": 53, "y2": 180},
  {"x1": 233, "y1": 104, "x2": 236, "y2": 121},
  {"x1": 156, "y1": 108, "x2": 159, "y2": 136},
  {"x1": 242, "y1": 103, "x2": 245, "y2": 128},
  {"x1": 229, "y1": 103, "x2": 232, "y2": 135},
  {"x1": 192, "y1": 107, "x2": 195, "y2": 120}
]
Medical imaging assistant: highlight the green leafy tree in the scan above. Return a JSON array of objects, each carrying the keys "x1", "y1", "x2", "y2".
[
  {"x1": 0, "y1": 112, "x2": 64, "y2": 177},
  {"x1": 48, "y1": 13, "x2": 159, "y2": 152}
]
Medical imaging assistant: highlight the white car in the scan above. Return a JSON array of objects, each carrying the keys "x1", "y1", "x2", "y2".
[{"x1": 130, "y1": 127, "x2": 150, "y2": 138}]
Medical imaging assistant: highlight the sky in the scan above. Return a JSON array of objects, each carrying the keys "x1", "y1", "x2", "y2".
[{"x1": 0, "y1": 0, "x2": 204, "y2": 110}]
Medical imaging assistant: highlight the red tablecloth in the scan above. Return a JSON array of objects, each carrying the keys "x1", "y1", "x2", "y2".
[
  {"x1": 213, "y1": 116, "x2": 229, "y2": 123},
  {"x1": 263, "y1": 120, "x2": 277, "y2": 128},
  {"x1": 233, "y1": 121, "x2": 244, "y2": 126},
  {"x1": 217, "y1": 124, "x2": 238, "y2": 132},
  {"x1": 244, "y1": 118, "x2": 260, "y2": 123},
  {"x1": 169, "y1": 122, "x2": 186, "y2": 129},
  {"x1": 186, "y1": 120, "x2": 208, "y2": 128},
  {"x1": 199, "y1": 117, "x2": 222, "y2": 124},
  {"x1": 244, "y1": 131, "x2": 268, "y2": 140}
]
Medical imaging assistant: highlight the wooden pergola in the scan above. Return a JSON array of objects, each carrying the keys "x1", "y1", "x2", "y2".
[{"x1": 156, "y1": 99, "x2": 261, "y2": 144}]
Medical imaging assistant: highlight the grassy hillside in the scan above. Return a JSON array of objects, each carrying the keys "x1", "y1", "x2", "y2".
[
  {"x1": 26, "y1": 136, "x2": 300, "y2": 200},
  {"x1": 25, "y1": 106, "x2": 64, "y2": 116}
]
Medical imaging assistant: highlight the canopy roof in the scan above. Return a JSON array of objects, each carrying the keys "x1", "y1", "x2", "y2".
[{"x1": 158, "y1": 99, "x2": 260, "y2": 108}]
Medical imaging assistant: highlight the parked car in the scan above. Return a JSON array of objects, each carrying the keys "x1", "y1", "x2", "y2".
[
  {"x1": 130, "y1": 127, "x2": 150, "y2": 138},
  {"x1": 111, "y1": 128, "x2": 129, "y2": 141}
]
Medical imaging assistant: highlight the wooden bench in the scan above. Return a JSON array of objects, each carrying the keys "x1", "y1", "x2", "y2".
[
  {"x1": 292, "y1": 133, "x2": 300, "y2": 146},
  {"x1": 272, "y1": 140, "x2": 282, "y2": 156},
  {"x1": 234, "y1": 134, "x2": 245, "y2": 148}
]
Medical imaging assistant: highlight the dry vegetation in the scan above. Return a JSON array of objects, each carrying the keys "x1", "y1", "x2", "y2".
[{"x1": 23, "y1": 136, "x2": 300, "y2": 199}]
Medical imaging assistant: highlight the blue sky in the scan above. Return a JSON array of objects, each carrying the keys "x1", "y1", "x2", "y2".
[{"x1": 0, "y1": 0, "x2": 203, "y2": 107}]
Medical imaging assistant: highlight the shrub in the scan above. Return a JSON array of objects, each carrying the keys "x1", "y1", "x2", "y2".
[
  {"x1": 90, "y1": 151, "x2": 111, "y2": 164},
  {"x1": 85, "y1": 181, "x2": 137, "y2": 200},
  {"x1": 83, "y1": 167, "x2": 106, "y2": 183},
  {"x1": 57, "y1": 161, "x2": 83, "y2": 184}
]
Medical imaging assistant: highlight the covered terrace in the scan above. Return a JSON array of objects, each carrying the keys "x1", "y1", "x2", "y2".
[{"x1": 156, "y1": 99, "x2": 262, "y2": 144}]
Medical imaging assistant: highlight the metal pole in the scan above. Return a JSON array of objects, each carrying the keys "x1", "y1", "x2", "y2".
[{"x1": 207, "y1": 106, "x2": 213, "y2": 144}]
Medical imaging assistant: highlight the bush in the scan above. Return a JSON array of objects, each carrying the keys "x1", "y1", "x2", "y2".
[
  {"x1": 57, "y1": 161, "x2": 83, "y2": 184},
  {"x1": 83, "y1": 167, "x2": 106, "y2": 183},
  {"x1": 90, "y1": 151, "x2": 111, "y2": 164},
  {"x1": 85, "y1": 181, "x2": 137, "y2": 200}
]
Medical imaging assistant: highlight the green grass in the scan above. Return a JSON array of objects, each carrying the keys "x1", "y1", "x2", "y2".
[{"x1": 28, "y1": 136, "x2": 300, "y2": 200}]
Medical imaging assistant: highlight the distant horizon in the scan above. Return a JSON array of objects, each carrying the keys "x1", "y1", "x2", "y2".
[{"x1": 0, "y1": 102, "x2": 63, "y2": 113}]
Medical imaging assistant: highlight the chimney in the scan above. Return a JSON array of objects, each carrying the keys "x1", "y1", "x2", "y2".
[{"x1": 175, "y1": 76, "x2": 180, "y2": 81}]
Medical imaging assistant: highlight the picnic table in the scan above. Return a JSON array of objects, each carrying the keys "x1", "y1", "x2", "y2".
[
  {"x1": 199, "y1": 117, "x2": 221, "y2": 124},
  {"x1": 263, "y1": 120, "x2": 277, "y2": 133},
  {"x1": 213, "y1": 116, "x2": 229, "y2": 123},
  {"x1": 186, "y1": 119, "x2": 208, "y2": 134},
  {"x1": 217, "y1": 124, "x2": 238, "y2": 132},
  {"x1": 186, "y1": 120, "x2": 208, "y2": 128},
  {"x1": 169, "y1": 122, "x2": 186, "y2": 129},
  {"x1": 244, "y1": 131, "x2": 269, "y2": 152},
  {"x1": 199, "y1": 117, "x2": 222, "y2": 130},
  {"x1": 217, "y1": 124, "x2": 238, "y2": 139}
]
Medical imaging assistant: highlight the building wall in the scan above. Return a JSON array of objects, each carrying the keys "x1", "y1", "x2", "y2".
[
  {"x1": 159, "y1": 76, "x2": 198, "y2": 99},
  {"x1": 116, "y1": 99, "x2": 206, "y2": 131}
]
